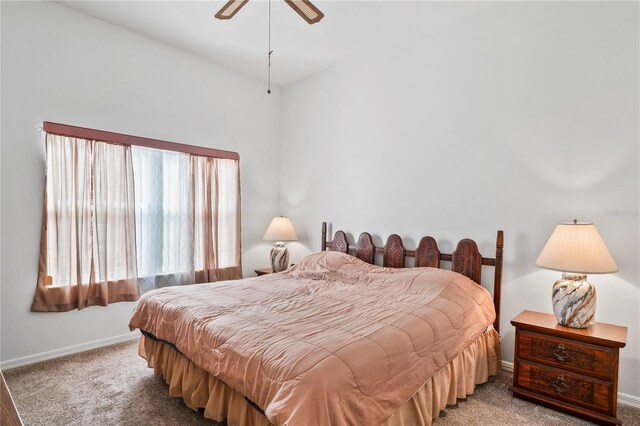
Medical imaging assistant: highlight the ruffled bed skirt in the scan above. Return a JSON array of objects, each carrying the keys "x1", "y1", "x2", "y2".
[{"x1": 138, "y1": 328, "x2": 501, "y2": 426}]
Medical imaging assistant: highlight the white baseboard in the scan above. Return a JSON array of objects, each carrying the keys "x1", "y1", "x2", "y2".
[
  {"x1": 618, "y1": 393, "x2": 640, "y2": 409},
  {"x1": 0, "y1": 331, "x2": 140, "y2": 371},
  {"x1": 500, "y1": 360, "x2": 640, "y2": 409},
  {"x1": 501, "y1": 359, "x2": 514, "y2": 372}
]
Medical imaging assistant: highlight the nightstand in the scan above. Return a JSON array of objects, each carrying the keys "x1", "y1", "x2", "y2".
[
  {"x1": 255, "y1": 268, "x2": 273, "y2": 276},
  {"x1": 510, "y1": 310, "x2": 627, "y2": 425}
]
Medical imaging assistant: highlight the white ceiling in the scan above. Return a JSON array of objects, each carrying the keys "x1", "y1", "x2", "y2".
[{"x1": 57, "y1": 1, "x2": 498, "y2": 86}]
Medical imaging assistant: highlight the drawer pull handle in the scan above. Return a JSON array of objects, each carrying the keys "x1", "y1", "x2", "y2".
[
  {"x1": 553, "y1": 344, "x2": 569, "y2": 362},
  {"x1": 552, "y1": 375, "x2": 570, "y2": 394}
]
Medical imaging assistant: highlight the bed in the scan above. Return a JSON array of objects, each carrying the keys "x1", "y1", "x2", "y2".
[{"x1": 129, "y1": 222, "x2": 504, "y2": 425}]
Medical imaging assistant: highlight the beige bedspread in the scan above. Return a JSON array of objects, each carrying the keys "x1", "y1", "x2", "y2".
[{"x1": 129, "y1": 251, "x2": 496, "y2": 426}]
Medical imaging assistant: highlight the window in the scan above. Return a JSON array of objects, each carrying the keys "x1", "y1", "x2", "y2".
[
  {"x1": 133, "y1": 147, "x2": 194, "y2": 291},
  {"x1": 31, "y1": 123, "x2": 241, "y2": 312}
]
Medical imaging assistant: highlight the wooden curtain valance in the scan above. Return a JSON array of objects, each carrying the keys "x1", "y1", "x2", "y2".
[{"x1": 42, "y1": 122, "x2": 239, "y2": 160}]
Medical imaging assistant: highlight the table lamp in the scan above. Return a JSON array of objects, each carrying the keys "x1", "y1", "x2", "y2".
[
  {"x1": 536, "y1": 220, "x2": 617, "y2": 328},
  {"x1": 263, "y1": 216, "x2": 298, "y2": 272}
]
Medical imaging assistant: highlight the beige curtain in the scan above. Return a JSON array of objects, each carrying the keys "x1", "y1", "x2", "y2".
[
  {"x1": 32, "y1": 135, "x2": 139, "y2": 312},
  {"x1": 33, "y1": 134, "x2": 242, "y2": 311},
  {"x1": 192, "y1": 156, "x2": 242, "y2": 283}
]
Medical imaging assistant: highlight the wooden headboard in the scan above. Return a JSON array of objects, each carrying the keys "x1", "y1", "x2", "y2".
[{"x1": 321, "y1": 222, "x2": 504, "y2": 333}]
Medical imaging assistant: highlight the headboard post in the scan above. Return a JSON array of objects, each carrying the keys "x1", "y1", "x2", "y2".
[
  {"x1": 493, "y1": 230, "x2": 504, "y2": 333},
  {"x1": 321, "y1": 222, "x2": 327, "y2": 251}
]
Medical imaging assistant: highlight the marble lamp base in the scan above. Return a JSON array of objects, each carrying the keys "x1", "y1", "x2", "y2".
[
  {"x1": 270, "y1": 242, "x2": 289, "y2": 272},
  {"x1": 552, "y1": 273, "x2": 596, "y2": 329}
]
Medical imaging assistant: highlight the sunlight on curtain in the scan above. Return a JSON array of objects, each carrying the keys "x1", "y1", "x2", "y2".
[
  {"x1": 31, "y1": 135, "x2": 139, "y2": 312},
  {"x1": 33, "y1": 132, "x2": 242, "y2": 311},
  {"x1": 216, "y1": 158, "x2": 241, "y2": 269},
  {"x1": 193, "y1": 156, "x2": 242, "y2": 283}
]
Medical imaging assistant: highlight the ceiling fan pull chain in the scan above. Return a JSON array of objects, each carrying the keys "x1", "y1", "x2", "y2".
[
  {"x1": 267, "y1": 0, "x2": 272, "y2": 94},
  {"x1": 214, "y1": 0, "x2": 324, "y2": 92}
]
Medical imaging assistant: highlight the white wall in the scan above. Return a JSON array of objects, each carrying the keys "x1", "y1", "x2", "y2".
[
  {"x1": 280, "y1": 2, "x2": 640, "y2": 399},
  {"x1": 1, "y1": 1, "x2": 281, "y2": 364},
  {"x1": 2, "y1": 0, "x2": 639, "y2": 403}
]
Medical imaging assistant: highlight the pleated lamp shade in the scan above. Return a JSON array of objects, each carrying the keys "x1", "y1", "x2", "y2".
[{"x1": 536, "y1": 221, "x2": 617, "y2": 274}]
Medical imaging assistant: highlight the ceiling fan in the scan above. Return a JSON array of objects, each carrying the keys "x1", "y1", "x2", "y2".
[{"x1": 215, "y1": 0, "x2": 325, "y2": 24}]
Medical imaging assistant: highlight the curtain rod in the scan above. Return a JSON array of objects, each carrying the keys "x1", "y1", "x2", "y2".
[{"x1": 41, "y1": 122, "x2": 240, "y2": 161}]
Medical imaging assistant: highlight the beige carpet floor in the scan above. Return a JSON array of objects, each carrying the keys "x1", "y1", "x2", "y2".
[{"x1": 4, "y1": 339, "x2": 640, "y2": 425}]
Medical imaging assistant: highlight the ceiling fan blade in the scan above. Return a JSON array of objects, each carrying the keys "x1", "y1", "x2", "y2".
[
  {"x1": 215, "y1": 0, "x2": 250, "y2": 20},
  {"x1": 284, "y1": 0, "x2": 324, "y2": 24}
]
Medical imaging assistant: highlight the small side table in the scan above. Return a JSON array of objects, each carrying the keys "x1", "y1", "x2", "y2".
[
  {"x1": 255, "y1": 268, "x2": 273, "y2": 276},
  {"x1": 510, "y1": 310, "x2": 627, "y2": 425}
]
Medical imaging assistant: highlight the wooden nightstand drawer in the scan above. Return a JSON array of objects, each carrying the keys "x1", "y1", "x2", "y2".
[
  {"x1": 516, "y1": 360, "x2": 613, "y2": 413},
  {"x1": 518, "y1": 330, "x2": 614, "y2": 380},
  {"x1": 510, "y1": 311, "x2": 627, "y2": 425}
]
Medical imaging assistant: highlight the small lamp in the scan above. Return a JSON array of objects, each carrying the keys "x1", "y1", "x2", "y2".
[
  {"x1": 536, "y1": 220, "x2": 617, "y2": 329},
  {"x1": 263, "y1": 217, "x2": 298, "y2": 272}
]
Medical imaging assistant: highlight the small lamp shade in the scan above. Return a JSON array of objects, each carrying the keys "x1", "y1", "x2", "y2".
[
  {"x1": 263, "y1": 217, "x2": 297, "y2": 273},
  {"x1": 536, "y1": 221, "x2": 617, "y2": 274},
  {"x1": 263, "y1": 217, "x2": 298, "y2": 241}
]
